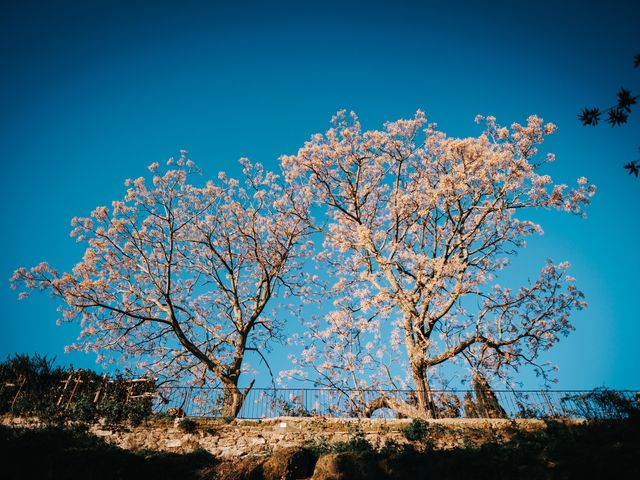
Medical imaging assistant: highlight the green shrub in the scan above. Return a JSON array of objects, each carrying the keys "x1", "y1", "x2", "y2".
[
  {"x1": 402, "y1": 418, "x2": 430, "y2": 441},
  {"x1": 126, "y1": 401, "x2": 152, "y2": 426},
  {"x1": 332, "y1": 433, "x2": 374, "y2": 454},
  {"x1": 68, "y1": 396, "x2": 98, "y2": 423},
  {"x1": 303, "y1": 435, "x2": 333, "y2": 455},
  {"x1": 96, "y1": 398, "x2": 128, "y2": 425},
  {"x1": 304, "y1": 431, "x2": 374, "y2": 455},
  {"x1": 378, "y1": 438, "x2": 412, "y2": 456},
  {"x1": 177, "y1": 418, "x2": 198, "y2": 433},
  {"x1": 562, "y1": 388, "x2": 640, "y2": 419},
  {"x1": 0, "y1": 354, "x2": 154, "y2": 426},
  {"x1": 96, "y1": 399, "x2": 149, "y2": 426}
]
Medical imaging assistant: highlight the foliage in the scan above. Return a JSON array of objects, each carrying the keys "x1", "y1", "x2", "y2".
[
  {"x1": 97, "y1": 398, "x2": 149, "y2": 426},
  {"x1": 11, "y1": 153, "x2": 313, "y2": 417},
  {"x1": 177, "y1": 418, "x2": 198, "y2": 433},
  {"x1": 282, "y1": 111, "x2": 594, "y2": 417},
  {"x1": 578, "y1": 52, "x2": 640, "y2": 176},
  {"x1": 68, "y1": 396, "x2": 99, "y2": 424},
  {"x1": 0, "y1": 353, "x2": 65, "y2": 422},
  {"x1": 0, "y1": 424, "x2": 215, "y2": 480},
  {"x1": 332, "y1": 435, "x2": 375, "y2": 454},
  {"x1": 377, "y1": 438, "x2": 413, "y2": 456},
  {"x1": 0, "y1": 354, "x2": 152, "y2": 425},
  {"x1": 561, "y1": 388, "x2": 640, "y2": 419},
  {"x1": 304, "y1": 430, "x2": 374, "y2": 456},
  {"x1": 402, "y1": 418, "x2": 430, "y2": 441}
]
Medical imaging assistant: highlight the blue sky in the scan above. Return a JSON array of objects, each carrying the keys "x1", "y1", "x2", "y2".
[{"x1": 2, "y1": 0, "x2": 638, "y2": 390}]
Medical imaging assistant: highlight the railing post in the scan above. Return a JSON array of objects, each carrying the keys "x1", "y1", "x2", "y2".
[
  {"x1": 183, "y1": 386, "x2": 192, "y2": 416},
  {"x1": 92, "y1": 386, "x2": 635, "y2": 420},
  {"x1": 10, "y1": 376, "x2": 26, "y2": 410},
  {"x1": 65, "y1": 375, "x2": 81, "y2": 410},
  {"x1": 541, "y1": 390, "x2": 556, "y2": 417}
]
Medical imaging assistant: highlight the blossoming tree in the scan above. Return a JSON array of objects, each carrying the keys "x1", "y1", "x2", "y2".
[
  {"x1": 281, "y1": 112, "x2": 596, "y2": 418},
  {"x1": 11, "y1": 153, "x2": 311, "y2": 417}
]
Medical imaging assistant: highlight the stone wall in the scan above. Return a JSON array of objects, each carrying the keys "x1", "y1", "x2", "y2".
[{"x1": 2, "y1": 415, "x2": 569, "y2": 458}]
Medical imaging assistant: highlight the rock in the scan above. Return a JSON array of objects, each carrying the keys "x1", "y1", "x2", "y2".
[
  {"x1": 262, "y1": 447, "x2": 318, "y2": 480},
  {"x1": 311, "y1": 453, "x2": 378, "y2": 480},
  {"x1": 249, "y1": 436, "x2": 267, "y2": 445}
]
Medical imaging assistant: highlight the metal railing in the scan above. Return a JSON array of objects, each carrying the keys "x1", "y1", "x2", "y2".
[{"x1": 153, "y1": 386, "x2": 639, "y2": 420}]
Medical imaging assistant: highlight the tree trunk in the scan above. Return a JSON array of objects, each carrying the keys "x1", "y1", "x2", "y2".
[
  {"x1": 411, "y1": 363, "x2": 436, "y2": 418},
  {"x1": 362, "y1": 367, "x2": 436, "y2": 419},
  {"x1": 362, "y1": 394, "x2": 426, "y2": 419},
  {"x1": 221, "y1": 379, "x2": 255, "y2": 418},
  {"x1": 472, "y1": 373, "x2": 506, "y2": 419},
  {"x1": 399, "y1": 306, "x2": 436, "y2": 418}
]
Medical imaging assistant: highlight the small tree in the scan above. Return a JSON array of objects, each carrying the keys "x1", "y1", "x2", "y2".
[
  {"x1": 12, "y1": 153, "x2": 311, "y2": 417},
  {"x1": 281, "y1": 111, "x2": 594, "y2": 418}
]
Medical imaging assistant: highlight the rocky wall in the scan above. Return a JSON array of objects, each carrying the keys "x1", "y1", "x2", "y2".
[{"x1": 1, "y1": 416, "x2": 567, "y2": 458}]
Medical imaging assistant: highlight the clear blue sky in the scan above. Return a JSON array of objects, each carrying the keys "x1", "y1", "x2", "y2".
[{"x1": 2, "y1": 0, "x2": 638, "y2": 390}]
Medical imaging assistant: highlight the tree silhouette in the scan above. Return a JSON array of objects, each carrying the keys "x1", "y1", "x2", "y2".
[{"x1": 578, "y1": 53, "x2": 639, "y2": 177}]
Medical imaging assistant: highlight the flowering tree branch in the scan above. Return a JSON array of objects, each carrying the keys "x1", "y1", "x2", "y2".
[
  {"x1": 12, "y1": 152, "x2": 313, "y2": 417},
  {"x1": 281, "y1": 111, "x2": 594, "y2": 418}
]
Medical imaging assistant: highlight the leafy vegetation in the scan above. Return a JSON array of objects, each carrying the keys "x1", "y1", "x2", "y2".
[
  {"x1": 561, "y1": 387, "x2": 640, "y2": 419},
  {"x1": 401, "y1": 419, "x2": 430, "y2": 441},
  {"x1": 0, "y1": 354, "x2": 153, "y2": 425},
  {"x1": 0, "y1": 424, "x2": 215, "y2": 480},
  {"x1": 177, "y1": 418, "x2": 198, "y2": 434},
  {"x1": 304, "y1": 423, "x2": 375, "y2": 456},
  {"x1": 579, "y1": 52, "x2": 640, "y2": 176},
  {"x1": 0, "y1": 417, "x2": 638, "y2": 479}
]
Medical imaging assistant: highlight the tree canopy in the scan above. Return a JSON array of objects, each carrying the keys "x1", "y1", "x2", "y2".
[
  {"x1": 12, "y1": 153, "x2": 312, "y2": 417},
  {"x1": 12, "y1": 112, "x2": 594, "y2": 419},
  {"x1": 280, "y1": 111, "x2": 594, "y2": 417}
]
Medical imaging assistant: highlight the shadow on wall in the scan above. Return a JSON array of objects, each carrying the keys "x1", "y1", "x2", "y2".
[{"x1": 1, "y1": 417, "x2": 639, "y2": 479}]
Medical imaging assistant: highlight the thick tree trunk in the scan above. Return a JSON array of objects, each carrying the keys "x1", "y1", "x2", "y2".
[
  {"x1": 221, "y1": 379, "x2": 255, "y2": 418},
  {"x1": 472, "y1": 373, "x2": 506, "y2": 419},
  {"x1": 411, "y1": 363, "x2": 436, "y2": 418},
  {"x1": 219, "y1": 333, "x2": 255, "y2": 418},
  {"x1": 398, "y1": 306, "x2": 436, "y2": 418},
  {"x1": 362, "y1": 367, "x2": 436, "y2": 419},
  {"x1": 362, "y1": 394, "x2": 426, "y2": 419}
]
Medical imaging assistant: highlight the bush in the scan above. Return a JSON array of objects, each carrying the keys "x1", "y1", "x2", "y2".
[
  {"x1": 177, "y1": 418, "x2": 198, "y2": 433},
  {"x1": 332, "y1": 434, "x2": 374, "y2": 454},
  {"x1": 1, "y1": 354, "x2": 65, "y2": 418},
  {"x1": 68, "y1": 396, "x2": 98, "y2": 423},
  {"x1": 96, "y1": 399, "x2": 149, "y2": 426},
  {"x1": 304, "y1": 430, "x2": 374, "y2": 455},
  {"x1": 402, "y1": 418, "x2": 430, "y2": 441},
  {"x1": 0, "y1": 353, "x2": 153, "y2": 426},
  {"x1": 562, "y1": 388, "x2": 640, "y2": 419},
  {"x1": 378, "y1": 438, "x2": 413, "y2": 456}
]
